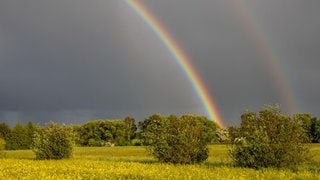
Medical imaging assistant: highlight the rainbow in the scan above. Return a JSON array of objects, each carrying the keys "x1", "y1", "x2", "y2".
[
  {"x1": 228, "y1": 0, "x2": 298, "y2": 115},
  {"x1": 125, "y1": 0, "x2": 224, "y2": 127}
]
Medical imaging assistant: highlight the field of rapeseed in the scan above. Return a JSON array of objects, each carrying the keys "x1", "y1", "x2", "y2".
[
  {"x1": 1, "y1": 159, "x2": 320, "y2": 179},
  {"x1": 0, "y1": 145, "x2": 320, "y2": 179}
]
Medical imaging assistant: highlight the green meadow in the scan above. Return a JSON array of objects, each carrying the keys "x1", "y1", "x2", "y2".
[{"x1": 1, "y1": 144, "x2": 320, "y2": 179}]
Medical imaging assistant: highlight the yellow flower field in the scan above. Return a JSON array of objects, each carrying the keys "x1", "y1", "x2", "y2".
[
  {"x1": 0, "y1": 159, "x2": 319, "y2": 179},
  {"x1": 1, "y1": 145, "x2": 320, "y2": 179}
]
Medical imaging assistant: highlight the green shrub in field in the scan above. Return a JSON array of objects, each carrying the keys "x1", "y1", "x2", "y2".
[
  {"x1": 230, "y1": 105, "x2": 309, "y2": 169},
  {"x1": 32, "y1": 122, "x2": 74, "y2": 160},
  {"x1": 140, "y1": 114, "x2": 216, "y2": 164}
]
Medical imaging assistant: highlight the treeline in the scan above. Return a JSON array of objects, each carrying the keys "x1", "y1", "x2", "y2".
[
  {"x1": 0, "y1": 114, "x2": 218, "y2": 150},
  {"x1": 0, "y1": 112, "x2": 319, "y2": 151}
]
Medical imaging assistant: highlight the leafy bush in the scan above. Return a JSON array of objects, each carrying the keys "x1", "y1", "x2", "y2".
[
  {"x1": 140, "y1": 114, "x2": 215, "y2": 164},
  {"x1": 32, "y1": 122, "x2": 74, "y2": 160},
  {"x1": 230, "y1": 105, "x2": 309, "y2": 169}
]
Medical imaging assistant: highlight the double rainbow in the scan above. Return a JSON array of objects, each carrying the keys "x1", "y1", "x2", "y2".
[{"x1": 125, "y1": 0, "x2": 224, "y2": 127}]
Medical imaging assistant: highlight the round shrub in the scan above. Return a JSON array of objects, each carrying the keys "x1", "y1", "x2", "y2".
[
  {"x1": 230, "y1": 105, "x2": 309, "y2": 169},
  {"x1": 140, "y1": 114, "x2": 215, "y2": 164},
  {"x1": 32, "y1": 122, "x2": 74, "y2": 160}
]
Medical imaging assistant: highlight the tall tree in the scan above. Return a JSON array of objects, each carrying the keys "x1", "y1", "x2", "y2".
[{"x1": 123, "y1": 116, "x2": 137, "y2": 144}]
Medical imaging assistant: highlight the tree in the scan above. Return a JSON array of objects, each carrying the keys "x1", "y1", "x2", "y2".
[
  {"x1": 123, "y1": 116, "x2": 137, "y2": 144},
  {"x1": 5, "y1": 123, "x2": 29, "y2": 150},
  {"x1": 227, "y1": 126, "x2": 240, "y2": 143},
  {"x1": 196, "y1": 116, "x2": 219, "y2": 143},
  {"x1": 5, "y1": 122, "x2": 36, "y2": 150},
  {"x1": 292, "y1": 114, "x2": 320, "y2": 143},
  {"x1": 294, "y1": 113, "x2": 312, "y2": 142},
  {"x1": 76, "y1": 119, "x2": 130, "y2": 146},
  {"x1": 230, "y1": 105, "x2": 309, "y2": 169},
  {"x1": 310, "y1": 117, "x2": 320, "y2": 143},
  {"x1": 25, "y1": 121, "x2": 36, "y2": 148},
  {"x1": 0, "y1": 122, "x2": 10, "y2": 140},
  {"x1": 140, "y1": 114, "x2": 211, "y2": 164},
  {"x1": 32, "y1": 122, "x2": 74, "y2": 160}
]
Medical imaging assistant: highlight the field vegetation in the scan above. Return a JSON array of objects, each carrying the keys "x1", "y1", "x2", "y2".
[
  {"x1": 1, "y1": 105, "x2": 320, "y2": 178},
  {"x1": 1, "y1": 145, "x2": 320, "y2": 179}
]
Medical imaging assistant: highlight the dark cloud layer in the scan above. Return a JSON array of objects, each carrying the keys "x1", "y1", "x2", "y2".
[{"x1": 1, "y1": 0, "x2": 319, "y2": 126}]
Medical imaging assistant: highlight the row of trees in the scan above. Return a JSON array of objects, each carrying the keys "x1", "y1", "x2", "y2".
[
  {"x1": 0, "y1": 114, "x2": 219, "y2": 150},
  {"x1": 0, "y1": 113, "x2": 320, "y2": 150},
  {"x1": 0, "y1": 117, "x2": 138, "y2": 150},
  {"x1": 0, "y1": 121, "x2": 36, "y2": 150},
  {"x1": 0, "y1": 114, "x2": 217, "y2": 161},
  {"x1": 0, "y1": 112, "x2": 320, "y2": 150}
]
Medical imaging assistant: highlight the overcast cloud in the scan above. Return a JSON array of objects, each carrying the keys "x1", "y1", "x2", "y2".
[{"x1": 0, "y1": 0, "x2": 319, "y2": 126}]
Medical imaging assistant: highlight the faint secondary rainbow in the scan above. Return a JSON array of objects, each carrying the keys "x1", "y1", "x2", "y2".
[
  {"x1": 228, "y1": 0, "x2": 298, "y2": 115},
  {"x1": 125, "y1": 0, "x2": 224, "y2": 127}
]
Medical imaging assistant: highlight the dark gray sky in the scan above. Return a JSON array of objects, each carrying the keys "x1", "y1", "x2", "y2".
[{"x1": 1, "y1": 0, "x2": 319, "y2": 126}]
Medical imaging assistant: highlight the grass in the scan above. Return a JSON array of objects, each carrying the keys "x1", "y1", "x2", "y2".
[
  {"x1": 74, "y1": 146, "x2": 155, "y2": 162},
  {"x1": 1, "y1": 144, "x2": 320, "y2": 179}
]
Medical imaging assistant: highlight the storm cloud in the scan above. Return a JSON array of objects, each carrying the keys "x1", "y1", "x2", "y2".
[{"x1": 1, "y1": 0, "x2": 319, "y2": 126}]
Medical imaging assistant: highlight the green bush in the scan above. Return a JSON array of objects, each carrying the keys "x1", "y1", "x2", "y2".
[
  {"x1": 32, "y1": 122, "x2": 74, "y2": 160},
  {"x1": 140, "y1": 114, "x2": 214, "y2": 164},
  {"x1": 230, "y1": 105, "x2": 309, "y2": 169}
]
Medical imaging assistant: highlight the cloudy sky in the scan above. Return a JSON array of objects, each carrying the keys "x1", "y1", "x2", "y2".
[{"x1": 1, "y1": 0, "x2": 319, "y2": 126}]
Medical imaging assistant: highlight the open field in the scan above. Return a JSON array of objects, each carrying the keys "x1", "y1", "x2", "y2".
[{"x1": 1, "y1": 144, "x2": 320, "y2": 179}]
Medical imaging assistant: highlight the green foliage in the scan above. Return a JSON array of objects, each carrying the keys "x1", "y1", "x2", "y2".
[
  {"x1": 75, "y1": 119, "x2": 130, "y2": 146},
  {"x1": 215, "y1": 128, "x2": 229, "y2": 143},
  {"x1": 310, "y1": 117, "x2": 320, "y2": 143},
  {"x1": 5, "y1": 121, "x2": 36, "y2": 150},
  {"x1": 0, "y1": 122, "x2": 10, "y2": 140},
  {"x1": 123, "y1": 116, "x2": 137, "y2": 144},
  {"x1": 197, "y1": 116, "x2": 219, "y2": 143},
  {"x1": 140, "y1": 114, "x2": 216, "y2": 164},
  {"x1": 295, "y1": 114, "x2": 312, "y2": 142},
  {"x1": 230, "y1": 105, "x2": 309, "y2": 169},
  {"x1": 287, "y1": 114, "x2": 320, "y2": 143},
  {"x1": 227, "y1": 126, "x2": 240, "y2": 142},
  {"x1": 32, "y1": 122, "x2": 74, "y2": 160}
]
